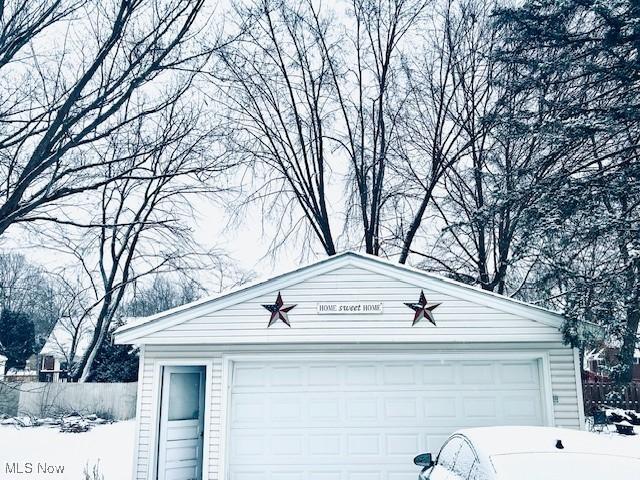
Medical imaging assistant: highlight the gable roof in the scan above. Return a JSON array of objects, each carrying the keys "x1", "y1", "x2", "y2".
[
  {"x1": 40, "y1": 317, "x2": 94, "y2": 361},
  {"x1": 114, "y1": 251, "x2": 565, "y2": 344}
]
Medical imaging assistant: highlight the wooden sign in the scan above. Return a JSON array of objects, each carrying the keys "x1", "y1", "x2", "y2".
[{"x1": 317, "y1": 302, "x2": 383, "y2": 314}]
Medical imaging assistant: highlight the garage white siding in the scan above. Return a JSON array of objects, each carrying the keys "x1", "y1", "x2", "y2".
[
  {"x1": 137, "y1": 265, "x2": 561, "y2": 345},
  {"x1": 131, "y1": 343, "x2": 582, "y2": 480}
]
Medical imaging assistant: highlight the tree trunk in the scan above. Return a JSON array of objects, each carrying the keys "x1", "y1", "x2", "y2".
[{"x1": 617, "y1": 308, "x2": 639, "y2": 384}]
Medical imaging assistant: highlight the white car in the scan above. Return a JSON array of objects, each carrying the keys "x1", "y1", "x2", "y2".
[{"x1": 413, "y1": 426, "x2": 640, "y2": 480}]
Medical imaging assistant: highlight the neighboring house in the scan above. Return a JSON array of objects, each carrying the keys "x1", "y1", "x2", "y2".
[
  {"x1": 1, "y1": 354, "x2": 38, "y2": 382},
  {"x1": 114, "y1": 251, "x2": 584, "y2": 480},
  {"x1": 39, "y1": 317, "x2": 93, "y2": 382},
  {"x1": 583, "y1": 347, "x2": 640, "y2": 383}
]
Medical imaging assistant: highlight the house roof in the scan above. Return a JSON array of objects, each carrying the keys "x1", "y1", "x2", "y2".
[
  {"x1": 40, "y1": 318, "x2": 93, "y2": 361},
  {"x1": 114, "y1": 251, "x2": 566, "y2": 343}
]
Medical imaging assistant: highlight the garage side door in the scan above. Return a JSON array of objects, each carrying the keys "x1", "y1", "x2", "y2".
[{"x1": 227, "y1": 359, "x2": 544, "y2": 480}]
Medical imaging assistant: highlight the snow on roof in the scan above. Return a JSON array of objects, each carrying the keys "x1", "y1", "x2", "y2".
[
  {"x1": 458, "y1": 426, "x2": 640, "y2": 458},
  {"x1": 4, "y1": 368, "x2": 37, "y2": 375},
  {"x1": 40, "y1": 315, "x2": 140, "y2": 360},
  {"x1": 40, "y1": 318, "x2": 93, "y2": 361}
]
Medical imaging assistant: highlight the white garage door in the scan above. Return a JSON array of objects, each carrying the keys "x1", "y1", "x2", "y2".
[{"x1": 228, "y1": 359, "x2": 545, "y2": 480}]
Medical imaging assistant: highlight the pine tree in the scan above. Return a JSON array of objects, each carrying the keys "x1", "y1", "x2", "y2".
[
  {"x1": 0, "y1": 310, "x2": 35, "y2": 372},
  {"x1": 494, "y1": 0, "x2": 640, "y2": 384}
]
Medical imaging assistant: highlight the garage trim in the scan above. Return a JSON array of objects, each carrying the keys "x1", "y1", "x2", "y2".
[{"x1": 218, "y1": 350, "x2": 555, "y2": 480}]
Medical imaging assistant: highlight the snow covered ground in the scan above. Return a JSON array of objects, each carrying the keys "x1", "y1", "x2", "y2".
[
  {"x1": 0, "y1": 420, "x2": 134, "y2": 480},
  {"x1": 0, "y1": 420, "x2": 638, "y2": 480}
]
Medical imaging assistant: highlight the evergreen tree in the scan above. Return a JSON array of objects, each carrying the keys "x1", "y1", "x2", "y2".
[
  {"x1": 88, "y1": 326, "x2": 139, "y2": 383},
  {"x1": 0, "y1": 310, "x2": 35, "y2": 372},
  {"x1": 494, "y1": 0, "x2": 640, "y2": 384}
]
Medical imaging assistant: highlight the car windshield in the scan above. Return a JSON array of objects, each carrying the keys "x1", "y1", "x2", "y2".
[{"x1": 491, "y1": 453, "x2": 640, "y2": 480}]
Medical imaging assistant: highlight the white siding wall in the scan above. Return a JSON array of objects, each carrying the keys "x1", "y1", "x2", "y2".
[
  {"x1": 136, "y1": 353, "x2": 155, "y2": 479},
  {"x1": 139, "y1": 266, "x2": 560, "y2": 345},
  {"x1": 132, "y1": 342, "x2": 581, "y2": 480}
]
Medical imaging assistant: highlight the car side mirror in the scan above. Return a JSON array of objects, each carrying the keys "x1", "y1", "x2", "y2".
[{"x1": 413, "y1": 453, "x2": 434, "y2": 468}]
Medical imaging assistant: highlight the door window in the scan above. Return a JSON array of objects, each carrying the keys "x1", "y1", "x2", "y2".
[{"x1": 168, "y1": 372, "x2": 201, "y2": 421}]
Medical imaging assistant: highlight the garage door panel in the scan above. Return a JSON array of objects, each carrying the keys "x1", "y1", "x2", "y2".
[
  {"x1": 502, "y1": 394, "x2": 542, "y2": 420},
  {"x1": 309, "y1": 472, "x2": 341, "y2": 480},
  {"x1": 385, "y1": 433, "x2": 420, "y2": 455},
  {"x1": 345, "y1": 365, "x2": 378, "y2": 385},
  {"x1": 234, "y1": 361, "x2": 541, "y2": 390},
  {"x1": 349, "y1": 472, "x2": 382, "y2": 480},
  {"x1": 272, "y1": 366, "x2": 306, "y2": 386},
  {"x1": 231, "y1": 467, "x2": 431, "y2": 480},
  {"x1": 233, "y1": 365, "x2": 267, "y2": 386},
  {"x1": 274, "y1": 472, "x2": 304, "y2": 480},
  {"x1": 232, "y1": 392, "x2": 541, "y2": 429},
  {"x1": 424, "y1": 396, "x2": 458, "y2": 418},
  {"x1": 309, "y1": 365, "x2": 340, "y2": 385},
  {"x1": 462, "y1": 396, "x2": 498, "y2": 418},
  {"x1": 422, "y1": 364, "x2": 456, "y2": 384},
  {"x1": 309, "y1": 399, "x2": 340, "y2": 420},
  {"x1": 499, "y1": 362, "x2": 539, "y2": 384},
  {"x1": 228, "y1": 359, "x2": 545, "y2": 479},
  {"x1": 384, "y1": 397, "x2": 418, "y2": 418},
  {"x1": 346, "y1": 397, "x2": 378, "y2": 419},
  {"x1": 382, "y1": 364, "x2": 416, "y2": 384},
  {"x1": 460, "y1": 363, "x2": 496, "y2": 384},
  {"x1": 309, "y1": 434, "x2": 342, "y2": 455}
]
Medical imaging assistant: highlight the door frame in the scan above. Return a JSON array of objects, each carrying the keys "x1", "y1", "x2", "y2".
[
  {"x1": 158, "y1": 365, "x2": 206, "y2": 480},
  {"x1": 149, "y1": 359, "x2": 214, "y2": 480},
  {"x1": 219, "y1": 350, "x2": 555, "y2": 480}
]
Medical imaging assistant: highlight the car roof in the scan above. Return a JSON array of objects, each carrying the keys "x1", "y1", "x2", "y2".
[{"x1": 456, "y1": 426, "x2": 640, "y2": 458}]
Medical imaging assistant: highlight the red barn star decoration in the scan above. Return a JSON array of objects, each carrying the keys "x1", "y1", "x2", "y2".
[
  {"x1": 404, "y1": 290, "x2": 440, "y2": 326},
  {"x1": 262, "y1": 292, "x2": 296, "y2": 327}
]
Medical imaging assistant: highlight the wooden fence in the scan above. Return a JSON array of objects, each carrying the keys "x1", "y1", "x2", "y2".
[
  {"x1": 583, "y1": 382, "x2": 640, "y2": 414},
  {"x1": 0, "y1": 382, "x2": 137, "y2": 420}
]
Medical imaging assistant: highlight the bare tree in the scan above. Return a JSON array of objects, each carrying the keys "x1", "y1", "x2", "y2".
[
  {"x1": 0, "y1": 0, "x2": 212, "y2": 236},
  {"x1": 398, "y1": 0, "x2": 523, "y2": 286},
  {"x1": 33, "y1": 98, "x2": 232, "y2": 381},
  {"x1": 214, "y1": 0, "x2": 428, "y2": 258},
  {"x1": 46, "y1": 273, "x2": 95, "y2": 368},
  {"x1": 394, "y1": 0, "x2": 487, "y2": 264},
  {"x1": 0, "y1": 252, "x2": 58, "y2": 344},
  {"x1": 397, "y1": 0, "x2": 573, "y2": 290},
  {"x1": 122, "y1": 275, "x2": 205, "y2": 318},
  {"x1": 215, "y1": 0, "x2": 339, "y2": 256},
  {"x1": 327, "y1": 0, "x2": 428, "y2": 256}
]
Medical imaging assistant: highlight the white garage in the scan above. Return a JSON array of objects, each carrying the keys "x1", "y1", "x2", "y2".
[{"x1": 114, "y1": 252, "x2": 584, "y2": 480}]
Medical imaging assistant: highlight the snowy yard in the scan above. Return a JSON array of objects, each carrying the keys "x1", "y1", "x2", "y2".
[
  {"x1": 0, "y1": 420, "x2": 639, "y2": 480},
  {"x1": 0, "y1": 420, "x2": 134, "y2": 480}
]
